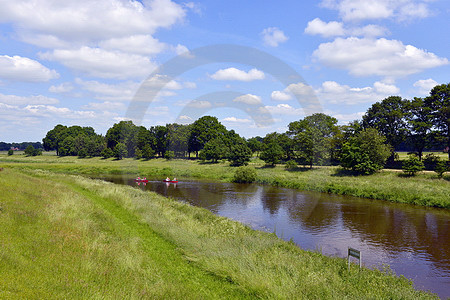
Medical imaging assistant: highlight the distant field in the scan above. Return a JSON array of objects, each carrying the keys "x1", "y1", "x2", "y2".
[{"x1": 396, "y1": 151, "x2": 448, "y2": 160}]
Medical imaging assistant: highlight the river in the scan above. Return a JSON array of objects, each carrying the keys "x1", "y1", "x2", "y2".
[{"x1": 99, "y1": 176, "x2": 450, "y2": 298}]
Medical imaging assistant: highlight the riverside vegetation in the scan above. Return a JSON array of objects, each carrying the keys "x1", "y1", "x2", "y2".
[{"x1": 0, "y1": 167, "x2": 438, "y2": 299}]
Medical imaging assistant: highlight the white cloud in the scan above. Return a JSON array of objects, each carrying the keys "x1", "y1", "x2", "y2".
[
  {"x1": 49, "y1": 82, "x2": 74, "y2": 93},
  {"x1": 81, "y1": 101, "x2": 126, "y2": 111},
  {"x1": 313, "y1": 37, "x2": 448, "y2": 78},
  {"x1": 262, "y1": 103, "x2": 305, "y2": 116},
  {"x1": 413, "y1": 78, "x2": 438, "y2": 95},
  {"x1": 349, "y1": 25, "x2": 389, "y2": 37},
  {"x1": 186, "y1": 100, "x2": 212, "y2": 108},
  {"x1": 0, "y1": 55, "x2": 59, "y2": 82},
  {"x1": 76, "y1": 78, "x2": 139, "y2": 101},
  {"x1": 173, "y1": 44, "x2": 194, "y2": 58},
  {"x1": 24, "y1": 105, "x2": 95, "y2": 119},
  {"x1": 261, "y1": 27, "x2": 289, "y2": 47},
  {"x1": 286, "y1": 82, "x2": 316, "y2": 99},
  {"x1": 317, "y1": 80, "x2": 399, "y2": 105},
  {"x1": 271, "y1": 91, "x2": 293, "y2": 101},
  {"x1": 233, "y1": 94, "x2": 262, "y2": 105},
  {"x1": 0, "y1": 0, "x2": 186, "y2": 47},
  {"x1": 331, "y1": 111, "x2": 365, "y2": 123},
  {"x1": 211, "y1": 68, "x2": 265, "y2": 81},
  {"x1": 40, "y1": 47, "x2": 156, "y2": 79},
  {"x1": 320, "y1": 0, "x2": 432, "y2": 22},
  {"x1": 0, "y1": 93, "x2": 59, "y2": 106},
  {"x1": 222, "y1": 117, "x2": 251, "y2": 123},
  {"x1": 305, "y1": 18, "x2": 345, "y2": 38},
  {"x1": 99, "y1": 35, "x2": 166, "y2": 55}
]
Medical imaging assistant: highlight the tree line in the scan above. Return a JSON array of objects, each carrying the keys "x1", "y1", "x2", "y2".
[
  {"x1": 0, "y1": 142, "x2": 42, "y2": 151},
  {"x1": 41, "y1": 83, "x2": 448, "y2": 173}
]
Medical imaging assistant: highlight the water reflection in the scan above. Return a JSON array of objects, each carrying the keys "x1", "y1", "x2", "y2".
[{"x1": 97, "y1": 176, "x2": 450, "y2": 298}]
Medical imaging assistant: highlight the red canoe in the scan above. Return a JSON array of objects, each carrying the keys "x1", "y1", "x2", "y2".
[
  {"x1": 134, "y1": 179, "x2": 149, "y2": 183},
  {"x1": 163, "y1": 180, "x2": 178, "y2": 183}
]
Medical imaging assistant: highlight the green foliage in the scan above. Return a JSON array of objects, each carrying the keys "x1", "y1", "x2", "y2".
[
  {"x1": 228, "y1": 137, "x2": 252, "y2": 166},
  {"x1": 199, "y1": 138, "x2": 227, "y2": 162},
  {"x1": 134, "y1": 148, "x2": 142, "y2": 159},
  {"x1": 141, "y1": 144, "x2": 155, "y2": 159},
  {"x1": 164, "y1": 150, "x2": 175, "y2": 160},
  {"x1": 340, "y1": 128, "x2": 392, "y2": 175},
  {"x1": 77, "y1": 148, "x2": 88, "y2": 158},
  {"x1": 260, "y1": 142, "x2": 284, "y2": 166},
  {"x1": 24, "y1": 145, "x2": 42, "y2": 156},
  {"x1": 7, "y1": 149, "x2": 13, "y2": 156},
  {"x1": 188, "y1": 116, "x2": 227, "y2": 156},
  {"x1": 285, "y1": 160, "x2": 297, "y2": 170},
  {"x1": 101, "y1": 148, "x2": 114, "y2": 159},
  {"x1": 434, "y1": 160, "x2": 448, "y2": 178},
  {"x1": 402, "y1": 155, "x2": 425, "y2": 176},
  {"x1": 114, "y1": 143, "x2": 128, "y2": 160},
  {"x1": 232, "y1": 166, "x2": 257, "y2": 183}
]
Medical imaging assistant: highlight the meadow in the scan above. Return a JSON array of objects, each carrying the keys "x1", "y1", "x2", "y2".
[{"x1": 0, "y1": 167, "x2": 438, "y2": 299}]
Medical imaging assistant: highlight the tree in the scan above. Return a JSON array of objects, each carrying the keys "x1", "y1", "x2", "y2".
[
  {"x1": 288, "y1": 113, "x2": 339, "y2": 168},
  {"x1": 402, "y1": 154, "x2": 424, "y2": 176},
  {"x1": 167, "y1": 123, "x2": 191, "y2": 158},
  {"x1": 362, "y1": 96, "x2": 409, "y2": 154},
  {"x1": 114, "y1": 143, "x2": 128, "y2": 160},
  {"x1": 425, "y1": 83, "x2": 450, "y2": 159},
  {"x1": 101, "y1": 148, "x2": 114, "y2": 159},
  {"x1": 340, "y1": 128, "x2": 392, "y2": 175},
  {"x1": 434, "y1": 160, "x2": 448, "y2": 178},
  {"x1": 7, "y1": 149, "x2": 13, "y2": 156},
  {"x1": 247, "y1": 137, "x2": 263, "y2": 156},
  {"x1": 24, "y1": 145, "x2": 42, "y2": 156},
  {"x1": 232, "y1": 166, "x2": 257, "y2": 183},
  {"x1": 228, "y1": 137, "x2": 252, "y2": 166},
  {"x1": 405, "y1": 97, "x2": 433, "y2": 160},
  {"x1": 106, "y1": 121, "x2": 138, "y2": 157},
  {"x1": 141, "y1": 144, "x2": 155, "y2": 159},
  {"x1": 42, "y1": 124, "x2": 67, "y2": 155},
  {"x1": 260, "y1": 142, "x2": 283, "y2": 166},
  {"x1": 164, "y1": 150, "x2": 175, "y2": 160},
  {"x1": 188, "y1": 116, "x2": 227, "y2": 158},
  {"x1": 199, "y1": 138, "x2": 228, "y2": 163},
  {"x1": 150, "y1": 125, "x2": 169, "y2": 157}
]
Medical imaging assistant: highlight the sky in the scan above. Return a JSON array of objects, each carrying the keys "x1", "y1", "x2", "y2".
[{"x1": 0, "y1": 0, "x2": 449, "y2": 142}]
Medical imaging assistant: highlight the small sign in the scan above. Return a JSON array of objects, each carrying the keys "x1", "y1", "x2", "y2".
[{"x1": 348, "y1": 247, "x2": 362, "y2": 269}]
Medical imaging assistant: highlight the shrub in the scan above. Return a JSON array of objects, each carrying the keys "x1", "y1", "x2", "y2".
[
  {"x1": 135, "y1": 148, "x2": 142, "y2": 159},
  {"x1": 142, "y1": 145, "x2": 155, "y2": 160},
  {"x1": 285, "y1": 160, "x2": 297, "y2": 170},
  {"x1": 164, "y1": 150, "x2": 175, "y2": 160},
  {"x1": 423, "y1": 153, "x2": 439, "y2": 169},
  {"x1": 402, "y1": 154, "x2": 424, "y2": 176},
  {"x1": 434, "y1": 160, "x2": 448, "y2": 178},
  {"x1": 232, "y1": 166, "x2": 257, "y2": 183},
  {"x1": 7, "y1": 149, "x2": 13, "y2": 156},
  {"x1": 101, "y1": 148, "x2": 114, "y2": 159},
  {"x1": 78, "y1": 149, "x2": 88, "y2": 158},
  {"x1": 114, "y1": 143, "x2": 127, "y2": 160}
]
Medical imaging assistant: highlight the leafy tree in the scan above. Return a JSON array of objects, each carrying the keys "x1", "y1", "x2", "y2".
[
  {"x1": 340, "y1": 128, "x2": 392, "y2": 175},
  {"x1": 362, "y1": 96, "x2": 409, "y2": 154},
  {"x1": 7, "y1": 149, "x2": 13, "y2": 156},
  {"x1": 247, "y1": 137, "x2": 263, "y2": 156},
  {"x1": 228, "y1": 137, "x2": 252, "y2": 166},
  {"x1": 425, "y1": 83, "x2": 450, "y2": 159},
  {"x1": 232, "y1": 166, "x2": 257, "y2": 183},
  {"x1": 58, "y1": 136, "x2": 75, "y2": 156},
  {"x1": 405, "y1": 97, "x2": 433, "y2": 160},
  {"x1": 134, "y1": 148, "x2": 143, "y2": 159},
  {"x1": 78, "y1": 148, "x2": 88, "y2": 158},
  {"x1": 164, "y1": 150, "x2": 175, "y2": 160},
  {"x1": 402, "y1": 154, "x2": 424, "y2": 176},
  {"x1": 114, "y1": 143, "x2": 128, "y2": 160},
  {"x1": 434, "y1": 160, "x2": 448, "y2": 178},
  {"x1": 288, "y1": 113, "x2": 339, "y2": 168},
  {"x1": 101, "y1": 148, "x2": 114, "y2": 159},
  {"x1": 141, "y1": 144, "x2": 155, "y2": 160},
  {"x1": 199, "y1": 138, "x2": 228, "y2": 163},
  {"x1": 260, "y1": 142, "x2": 284, "y2": 166},
  {"x1": 167, "y1": 123, "x2": 191, "y2": 158},
  {"x1": 42, "y1": 124, "x2": 67, "y2": 155},
  {"x1": 285, "y1": 160, "x2": 297, "y2": 170},
  {"x1": 188, "y1": 116, "x2": 227, "y2": 158},
  {"x1": 24, "y1": 145, "x2": 41, "y2": 156},
  {"x1": 150, "y1": 125, "x2": 169, "y2": 157},
  {"x1": 106, "y1": 121, "x2": 138, "y2": 157}
]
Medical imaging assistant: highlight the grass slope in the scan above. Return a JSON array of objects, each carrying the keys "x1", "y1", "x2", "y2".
[
  {"x1": 1, "y1": 154, "x2": 449, "y2": 208},
  {"x1": 0, "y1": 168, "x2": 437, "y2": 299}
]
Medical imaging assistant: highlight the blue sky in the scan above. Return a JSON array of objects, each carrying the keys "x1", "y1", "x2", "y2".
[{"x1": 0, "y1": 0, "x2": 448, "y2": 142}]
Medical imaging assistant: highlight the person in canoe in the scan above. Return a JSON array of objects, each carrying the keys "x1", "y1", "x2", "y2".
[
  {"x1": 173, "y1": 177, "x2": 177, "y2": 181},
  {"x1": 165, "y1": 177, "x2": 170, "y2": 181}
]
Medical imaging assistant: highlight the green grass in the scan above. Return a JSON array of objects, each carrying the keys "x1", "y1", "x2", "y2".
[
  {"x1": 396, "y1": 151, "x2": 448, "y2": 160},
  {"x1": 1, "y1": 154, "x2": 449, "y2": 209},
  {"x1": 0, "y1": 168, "x2": 437, "y2": 299}
]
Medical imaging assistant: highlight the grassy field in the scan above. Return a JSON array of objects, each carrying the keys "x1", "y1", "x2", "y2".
[
  {"x1": 1, "y1": 153, "x2": 449, "y2": 209},
  {"x1": 0, "y1": 168, "x2": 437, "y2": 299}
]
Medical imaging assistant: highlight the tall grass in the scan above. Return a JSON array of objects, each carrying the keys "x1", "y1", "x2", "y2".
[{"x1": 0, "y1": 168, "x2": 437, "y2": 299}]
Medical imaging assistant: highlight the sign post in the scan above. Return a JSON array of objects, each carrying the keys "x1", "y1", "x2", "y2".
[{"x1": 348, "y1": 247, "x2": 361, "y2": 270}]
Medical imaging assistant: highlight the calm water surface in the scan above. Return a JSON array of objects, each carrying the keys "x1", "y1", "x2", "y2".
[{"x1": 99, "y1": 176, "x2": 449, "y2": 298}]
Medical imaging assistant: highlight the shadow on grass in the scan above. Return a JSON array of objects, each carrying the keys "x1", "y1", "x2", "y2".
[{"x1": 330, "y1": 168, "x2": 364, "y2": 177}]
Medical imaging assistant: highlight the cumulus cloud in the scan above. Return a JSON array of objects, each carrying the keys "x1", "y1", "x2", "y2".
[
  {"x1": 0, "y1": 55, "x2": 59, "y2": 82},
  {"x1": 40, "y1": 47, "x2": 156, "y2": 79},
  {"x1": 320, "y1": 0, "x2": 432, "y2": 22},
  {"x1": 0, "y1": 93, "x2": 59, "y2": 105},
  {"x1": 49, "y1": 82, "x2": 74, "y2": 93},
  {"x1": 261, "y1": 27, "x2": 289, "y2": 47},
  {"x1": 24, "y1": 105, "x2": 95, "y2": 119},
  {"x1": 211, "y1": 68, "x2": 265, "y2": 81},
  {"x1": 313, "y1": 37, "x2": 448, "y2": 78},
  {"x1": 413, "y1": 78, "x2": 439, "y2": 95},
  {"x1": 271, "y1": 91, "x2": 293, "y2": 101},
  {"x1": 262, "y1": 103, "x2": 305, "y2": 116},
  {"x1": 186, "y1": 100, "x2": 212, "y2": 108},
  {"x1": 233, "y1": 94, "x2": 262, "y2": 105},
  {"x1": 0, "y1": 0, "x2": 186, "y2": 47},
  {"x1": 99, "y1": 35, "x2": 166, "y2": 55},
  {"x1": 305, "y1": 18, "x2": 345, "y2": 38},
  {"x1": 75, "y1": 78, "x2": 140, "y2": 101},
  {"x1": 82, "y1": 101, "x2": 126, "y2": 111},
  {"x1": 222, "y1": 117, "x2": 251, "y2": 123}
]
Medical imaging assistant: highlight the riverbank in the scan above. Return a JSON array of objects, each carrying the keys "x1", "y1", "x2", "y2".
[
  {"x1": 0, "y1": 168, "x2": 437, "y2": 299},
  {"x1": 1, "y1": 154, "x2": 449, "y2": 209}
]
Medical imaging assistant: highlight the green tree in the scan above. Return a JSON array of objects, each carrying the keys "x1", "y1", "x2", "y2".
[
  {"x1": 188, "y1": 116, "x2": 227, "y2": 158},
  {"x1": 232, "y1": 166, "x2": 257, "y2": 183},
  {"x1": 150, "y1": 125, "x2": 169, "y2": 157},
  {"x1": 405, "y1": 97, "x2": 433, "y2": 160},
  {"x1": 164, "y1": 150, "x2": 175, "y2": 160},
  {"x1": 101, "y1": 148, "x2": 114, "y2": 159},
  {"x1": 114, "y1": 142, "x2": 128, "y2": 160},
  {"x1": 434, "y1": 160, "x2": 448, "y2": 178},
  {"x1": 106, "y1": 121, "x2": 138, "y2": 157},
  {"x1": 141, "y1": 144, "x2": 155, "y2": 160},
  {"x1": 42, "y1": 124, "x2": 67, "y2": 155},
  {"x1": 228, "y1": 137, "x2": 252, "y2": 166},
  {"x1": 199, "y1": 138, "x2": 228, "y2": 163},
  {"x1": 402, "y1": 154, "x2": 424, "y2": 176},
  {"x1": 7, "y1": 149, "x2": 13, "y2": 156},
  {"x1": 247, "y1": 137, "x2": 263, "y2": 156},
  {"x1": 260, "y1": 142, "x2": 284, "y2": 166},
  {"x1": 340, "y1": 128, "x2": 392, "y2": 175},
  {"x1": 167, "y1": 123, "x2": 191, "y2": 158},
  {"x1": 425, "y1": 83, "x2": 450, "y2": 159},
  {"x1": 288, "y1": 113, "x2": 339, "y2": 168},
  {"x1": 362, "y1": 96, "x2": 409, "y2": 155}
]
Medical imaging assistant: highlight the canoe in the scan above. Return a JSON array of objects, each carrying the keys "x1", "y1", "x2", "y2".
[
  {"x1": 163, "y1": 180, "x2": 178, "y2": 183},
  {"x1": 134, "y1": 179, "x2": 149, "y2": 183}
]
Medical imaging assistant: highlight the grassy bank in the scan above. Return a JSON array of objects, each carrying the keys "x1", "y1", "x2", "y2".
[
  {"x1": 1, "y1": 154, "x2": 449, "y2": 209},
  {"x1": 0, "y1": 168, "x2": 437, "y2": 299}
]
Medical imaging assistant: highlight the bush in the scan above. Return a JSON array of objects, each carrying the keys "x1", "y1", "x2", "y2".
[
  {"x1": 24, "y1": 145, "x2": 42, "y2": 156},
  {"x1": 232, "y1": 166, "x2": 257, "y2": 183},
  {"x1": 423, "y1": 153, "x2": 439, "y2": 170},
  {"x1": 114, "y1": 143, "x2": 128, "y2": 160},
  {"x1": 402, "y1": 155, "x2": 424, "y2": 176},
  {"x1": 135, "y1": 148, "x2": 142, "y2": 159},
  {"x1": 142, "y1": 145, "x2": 155, "y2": 159},
  {"x1": 164, "y1": 150, "x2": 175, "y2": 160},
  {"x1": 285, "y1": 160, "x2": 297, "y2": 170},
  {"x1": 434, "y1": 160, "x2": 448, "y2": 178},
  {"x1": 78, "y1": 148, "x2": 88, "y2": 158},
  {"x1": 101, "y1": 148, "x2": 114, "y2": 159},
  {"x1": 7, "y1": 149, "x2": 13, "y2": 156}
]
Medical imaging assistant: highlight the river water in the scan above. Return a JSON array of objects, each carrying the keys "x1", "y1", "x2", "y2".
[{"x1": 99, "y1": 176, "x2": 450, "y2": 298}]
